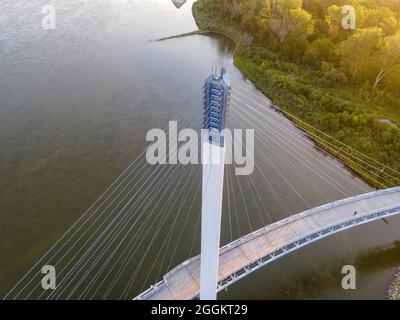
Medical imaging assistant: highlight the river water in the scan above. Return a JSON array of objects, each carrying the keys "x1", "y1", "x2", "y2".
[{"x1": 1, "y1": 0, "x2": 399, "y2": 299}]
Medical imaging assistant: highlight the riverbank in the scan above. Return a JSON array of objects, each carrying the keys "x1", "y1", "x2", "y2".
[
  {"x1": 192, "y1": 0, "x2": 400, "y2": 300},
  {"x1": 387, "y1": 267, "x2": 400, "y2": 300},
  {"x1": 150, "y1": 30, "x2": 209, "y2": 42},
  {"x1": 192, "y1": 0, "x2": 400, "y2": 190}
]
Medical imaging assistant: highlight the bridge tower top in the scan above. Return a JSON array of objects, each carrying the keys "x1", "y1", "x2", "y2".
[{"x1": 202, "y1": 67, "x2": 230, "y2": 147}]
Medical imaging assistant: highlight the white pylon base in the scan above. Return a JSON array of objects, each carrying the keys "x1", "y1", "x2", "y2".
[{"x1": 200, "y1": 131, "x2": 225, "y2": 300}]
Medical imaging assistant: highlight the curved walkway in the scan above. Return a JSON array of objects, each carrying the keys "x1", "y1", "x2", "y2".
[{"x1": 136, "y1": 187, "x2": 400, "y2": 300}]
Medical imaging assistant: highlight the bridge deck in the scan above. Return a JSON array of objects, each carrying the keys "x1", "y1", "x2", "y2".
[{"x1": 136, "y1": 187, "x2": 400, "y2": 300}]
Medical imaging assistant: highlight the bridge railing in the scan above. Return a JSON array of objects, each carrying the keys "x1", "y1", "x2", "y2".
[
  {"x1": 135, "y1": 280, "x2": 166, "y2": 300},
  {"x1": 135, "y1": 186, "x2": 400, "y2": 300},
  {"x1": 216, "y1": 203, "x2": 400, "y2": 292},
  {"x1": 219, "y1": 186, "x2": 400, "y2": 255}
]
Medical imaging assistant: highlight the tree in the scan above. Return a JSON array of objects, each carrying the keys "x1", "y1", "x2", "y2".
[
  {"x1": 239, "y1": 0, "x2": 265, "y2": 35},
  {"x1": 373, "y1": 31, "x2": 400, "y2": 88},
  {"x1": 360, "y1": 6, "x2": 398, "y2": 35},
  {"x1": 339, "y1": 27, "x2": 384, "y2": 82},
  {"x1": 305, "y1": 37, "x2": 338, "y2": 67},
  {"x1": 325, "y1": 5, "x2": 344, "y2": 41},
  {"x1": 216, "y1": 0, "x2": 241, "y2": 20},
  {"x1": 261, "y1": 0, "x2": 314, "y2": 50},
  {"x1": 377, "y1": 0, "x2": 400, "y2": 12}
]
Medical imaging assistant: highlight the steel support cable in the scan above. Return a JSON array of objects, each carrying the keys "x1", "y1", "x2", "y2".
[
  {"x1": 230, "y1": 95, "x2": 371, "y2": 191},
  {"x1": 57, "y1": 115, "x2": 202, "y2": 297},
  {"x1": 4, "y1": 145, "x2": 146, "y2": 299},
  {"x1": 231, "y1": 86, "x2": 400, "y2": 185},
  {"x1": 46, "y1": 159, "x2": 187, "y2": 299},
  {"x1": 154, "y1": 171, "x2": 198, "y2": 284},
  {"x1": 37, "y1": 152, "x2": 172, "y2": 299},
  {"x1": 231, "y1": 82, "x2": 400, "y2": 179},
  {"x1": 235, "y1": 113, "x2": 333, "y2": 209},
  {"x1": 6, "y1": 102, "x2": 199, "y2": 300},
  {"x1": 244, "y1": 173, "x2": 267, "y2": 226},
  {"x1": 75, "y1": 110, "x2": 203, "y2": 300},
  {"x1": 230, "y1": 97, "x2": 371, "y2": 193},
  {"x1": 77, "y1": 156, "x2": 197, "y2": 298},
  {"x1": 136, "y1": 167, "x2": 202, "y2": 298},
  {"x1": 49, "y1": 122, "x2": 202, "y2": 300},
  {"x1": 231, "y1": 82, "x2": 400, "y2": 178},
  {"x1": 104, "y1": 125, "x2": 205, "y2": 297},
  {"x1": 231, "y1": 114, "x2": 326, "y2": 230},
  {"x1": 166, "y1": 168, "x2": 202, "y2": 271},
  {"x1": 231, "y1": 94, "x2": 390, "y2": 189},
  {"x1": 256, "y1": 135, "x2": 331, "y2": 202},
  {"x1": 228, "y1": 116, "x2": 293, "y2": 217},
  {"x1": 188, "y1": 209, "x2": 201, "y2": 259},
  {"x1": 227, "y1": 163, "x2": 242, "y2": 236},
  {"x1": 121, "y1": 136, "x2": 211, "y2": 300},
  {"x1": 39, "y1": 114, "x2": 201, "y2": 299},
  {"x1": 226, "y1": 121, "x2": 241, "y2": 237},
  {"x1": 245, "y1": 172, "x2": 274, "y2": 224},
  {"x1": 231, "y1": 106, "x2": 347, "y2": 204},
  {"x1": 26, "y1": 152, "x2": 156, "y2": 299},
  {"x1": 225, "y1": 164, "x2": 233, "y2": 242},
  {"x1": 233, "y1": 135, "x2": 292, "y2": 218},
  {"x1": 121, "y1": 140, "x2": 215, "y2": 299},
  {"x1": 230, "y1": 107, "x2": 342, "y2": 201},
  {"x1": 230, "y1": 132, "x2": 267, "y2": 227},
  {"x1": 31, "y1": 113, "x2": 201, "y2": 299},
  {"x1": 94, "y1": 163, "x2": 197, "y2": 300},
  {"x1": 229, "y1": 116, "x2": 275, "y2": 224},
  {"x1": 232, "y1": 161, "x2": 253, "y2": 232},
  {"x1": 230, "y1": 113, "x2": 312, "y2": 210},
  {"x1": 83, "y1": 163, "x2": 197, "y2": 300},
  {"x1": 221, "y1": 117, "x2": 278, "y2": 253},
  {"x1": 154, "y1": 140, "x2": 214, "y2": 281}
]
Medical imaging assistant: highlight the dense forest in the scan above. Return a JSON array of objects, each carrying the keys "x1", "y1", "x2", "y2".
[
  {"x1": 193, "y1": 0, "x2": 400, "y2": 188},
  {"x1": 212, "y1": 0, "x2": 400, "y2": 92}
]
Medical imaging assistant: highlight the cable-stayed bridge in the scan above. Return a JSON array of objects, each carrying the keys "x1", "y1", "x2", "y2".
[
  {"x1": 137, "y1": 187, "x2": 400, "y2": 300},
  {"x1": 3, "y1": 76, "x2": 400, "y2": 300}
]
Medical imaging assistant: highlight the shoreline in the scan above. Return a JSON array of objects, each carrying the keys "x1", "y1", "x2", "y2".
[
  {"x1": 192, "y1": 0, "x2": 400, "y2": 300},
  {"x1": 150, "y1": 29, "x2": 237, "y2": 43},
  {"x1": 387, "y1": 267, "x2": 400, "y2": 300},
  {"x1": 150, "y1": 30, "x2": 210, "y2": 42},
  {"x1": 191, "y1": 0, "x2": 400, "y2": 190}
]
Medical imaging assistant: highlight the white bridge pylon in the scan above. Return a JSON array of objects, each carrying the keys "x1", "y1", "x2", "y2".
[
  {"x1": 200, "y1": 67, "x2": 230, "y2": 300},
  {"x1": 200, "y1": 132, "x2": 226, "y2": 300}
]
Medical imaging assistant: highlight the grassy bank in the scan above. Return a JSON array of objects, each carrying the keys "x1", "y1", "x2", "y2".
[{"x1": 193, "y1": 0, "x2": 400, "y2": 189}]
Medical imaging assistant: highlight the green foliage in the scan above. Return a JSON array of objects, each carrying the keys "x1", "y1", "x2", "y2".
[
  {"x1": 320, "y1": 61, "x2": 348, "y2": 85},
  {"x1": 193, "y1": 0, "x2": 400, "y2": 188},
  {"x1": 305, "y1": 37, "x2": 339, "y2": 67},
  {"x1": 202, "y1": 0, "x2": 400, "y2": 94},
  {"x1": 339, "y1": 27, "x2": 384, "y2": 83}
]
